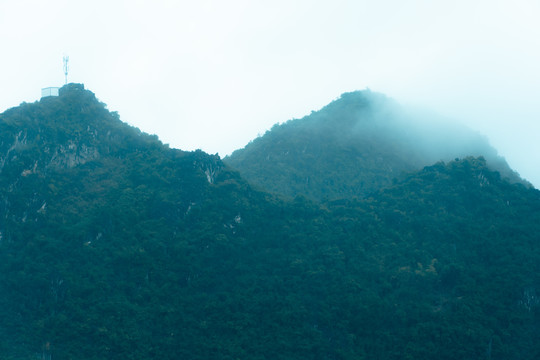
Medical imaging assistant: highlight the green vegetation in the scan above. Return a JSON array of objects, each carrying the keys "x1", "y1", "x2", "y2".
[
  {"x1": 225, "y1": 90, "x2": 525, "y2": 201},
  {"x1": 0, "y1": 85, "x2": 539, "y2": 359}
]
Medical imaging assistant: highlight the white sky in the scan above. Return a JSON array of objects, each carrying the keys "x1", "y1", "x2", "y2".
[{"x1": 1, "y1": 0, "x2": 539, "y2": 188}]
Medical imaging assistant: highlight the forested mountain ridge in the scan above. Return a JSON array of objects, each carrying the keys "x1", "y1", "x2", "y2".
[
  {"x1": 0, "y1": 84, "x2": 227, "y2": 229},
  {"x1": 0, "y1": 84, "x2": 539, "y2": 359},
  {"x1": 0, "y1": 84, "x2": 232, "y2": 358},
  {"x1": 225, "y1": 90, "x2": 526, "y2": 201}
]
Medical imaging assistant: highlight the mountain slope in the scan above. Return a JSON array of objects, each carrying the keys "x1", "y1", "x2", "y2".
[
  {"x1": 225, "y1": 90, "x2": 524, "y2": 201},
  {"x1": 325, "y1": 157, "x2": 540, "y2": 359},
  {"x1": 0, "y1": 84, "x2": 230, "y2": 359},
  {"x1": 0, "y1": 85, "x2": 539, "y2": 359}
]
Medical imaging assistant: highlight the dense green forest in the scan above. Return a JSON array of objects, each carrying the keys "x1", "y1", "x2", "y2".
[
  {"x1": 226, "y1": 90, "x2": 525, "y2": 201},
  {"x1": 0, "y1": 84, "x2": 539, "y2": 359}
]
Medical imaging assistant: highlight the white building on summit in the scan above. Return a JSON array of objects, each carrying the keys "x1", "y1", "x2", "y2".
[{"x1": 41, "y1": 87, "x2": 59, "y2": 98}]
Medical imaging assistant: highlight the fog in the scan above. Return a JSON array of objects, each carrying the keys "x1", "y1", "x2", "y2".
[
  {"x1": 322, "y1": 90, "x2": 520, "y2": 183},
  {"x1": 1, "y1": 0, "x2": 538, "y2": 187}
]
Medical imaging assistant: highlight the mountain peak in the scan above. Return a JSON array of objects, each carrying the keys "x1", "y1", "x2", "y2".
[
  {"x1": 0, "y1": 83, "x2": 222, "y2": 184},
  {"x1": 226, "y1": 91, "x2": 525, "y2": 201}
]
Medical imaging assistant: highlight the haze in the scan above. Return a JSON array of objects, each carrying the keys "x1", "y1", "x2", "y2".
[{"x1": 1, "y1": 0, "x2": 539, "y2": 188}]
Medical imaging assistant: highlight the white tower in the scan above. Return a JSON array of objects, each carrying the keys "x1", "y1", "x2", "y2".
[{"x1": 63, "y1": 55, "x2": 69, "y2": 84}]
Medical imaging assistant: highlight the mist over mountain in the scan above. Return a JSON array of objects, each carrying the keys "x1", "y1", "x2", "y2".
[
  {"x1": 226, "y1": 90, "x2": 526, "y2": 201},
  {"x1": 0, "y1": 85, "x2": 539, "y2": 359}
]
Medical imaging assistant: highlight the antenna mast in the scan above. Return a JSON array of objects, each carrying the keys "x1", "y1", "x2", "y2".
[{"x1": 63, "y1": 55, "x2": 69, "y2": 84}]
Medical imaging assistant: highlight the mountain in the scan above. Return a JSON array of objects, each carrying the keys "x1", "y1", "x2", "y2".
[
  {"x1": 225, "y1": 90, "x2": 525, "y2": 201},
  {"x1": 0, "y1": 84, "x2": 237, "y2": 358},
  {"x1": 0, "y1": 84, "x2": 539, "y2": 359}
]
